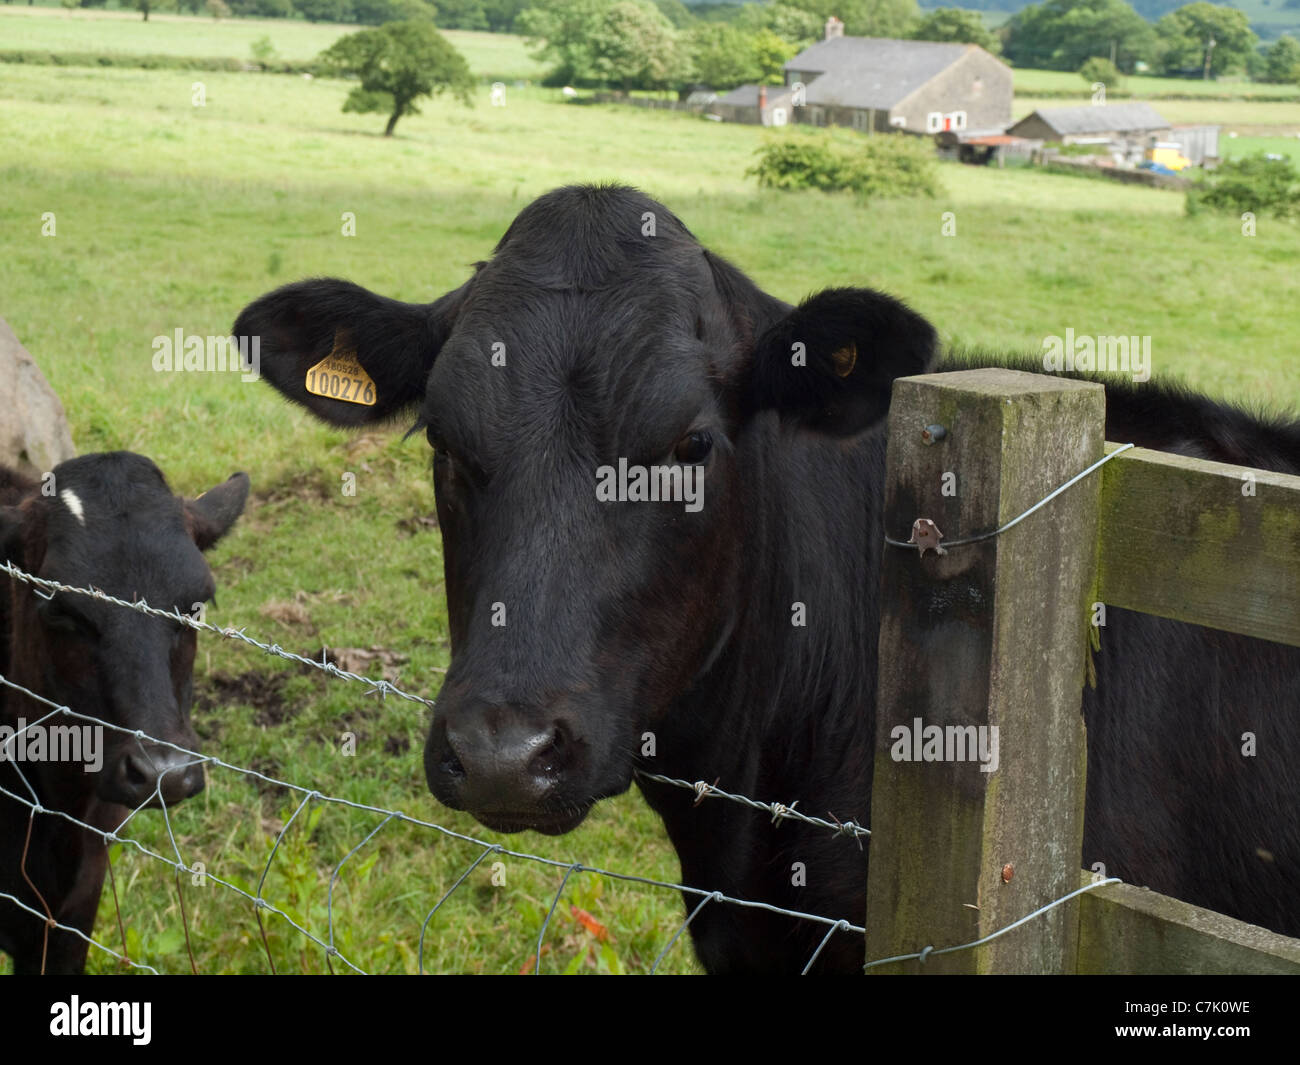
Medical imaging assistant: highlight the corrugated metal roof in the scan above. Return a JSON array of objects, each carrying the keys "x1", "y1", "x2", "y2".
[
  {"x1": 783, "y1": 36, "x2": 974, "y2": 110},
  {"x1": 1012, "y1": 103, "x2": 1170, "y2": 136}
]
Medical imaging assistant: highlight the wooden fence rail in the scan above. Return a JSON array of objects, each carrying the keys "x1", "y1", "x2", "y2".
[{"x1": 865, "y1": 368, "x2": 1300, "y2": 974}]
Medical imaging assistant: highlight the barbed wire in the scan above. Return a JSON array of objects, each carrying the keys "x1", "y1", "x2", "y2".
[
  {"x1": 0, "y1": 561, "x2": 1122, "y2": 975},
  {"x1": 635, "y1": 772, "x2": 870, "y2": 844},
  {"x1": 1, "y1": 561, "x2": 867, "y2": 853},
  {"x1": 0, "y1": 560, "x2": 436, "y2": 711},
  {"x1": 0, "y1": 673, "x2": 865, "y2": 974}
]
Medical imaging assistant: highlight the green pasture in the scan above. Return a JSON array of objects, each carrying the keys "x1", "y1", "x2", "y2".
[
  {"x1": 1012, "y1": 66, "x2": 1300, "y2": 100},
  {"x1": 0, "y1": 6, "x2": 545, "y2": 79},
  {"x1": 0, "y1": 49, "x2": 1297, "y2": 975}
]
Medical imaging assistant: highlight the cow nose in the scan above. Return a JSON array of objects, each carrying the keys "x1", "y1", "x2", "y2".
[
  {"x1": 104, "y1": 745, "x2": 205, "y2": 807},
  {"x1": 428, "y1": 706, "x2": 573, "y2": 815}
]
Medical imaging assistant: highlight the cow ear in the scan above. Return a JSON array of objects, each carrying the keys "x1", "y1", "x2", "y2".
[
  {"x1": 747, "y1": 288, "x2": 938, "y2": 436},
  {"x1": 233, "y1": 278, "x2": 465, "y2": 427},
  {"x1": 185, "y1": 473, "x2": 250, "y2": 551}
]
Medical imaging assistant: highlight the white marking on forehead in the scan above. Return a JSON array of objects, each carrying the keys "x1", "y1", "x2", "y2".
[{"x1": 60, "y1": 489, "x2": 86, "y2": 526}]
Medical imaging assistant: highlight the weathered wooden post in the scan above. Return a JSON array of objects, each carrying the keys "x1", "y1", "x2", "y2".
[{"x1": 865, "y1": 369, "x2": 1106, "y2": 974}]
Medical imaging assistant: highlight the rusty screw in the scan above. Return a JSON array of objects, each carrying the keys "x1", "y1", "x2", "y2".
[
  {"x1": 921, "y1": 424, "x2": 947, "y2": 446},
  {"x1": 1001, "y1": 863, "x2": 1014, "y2": 883}
]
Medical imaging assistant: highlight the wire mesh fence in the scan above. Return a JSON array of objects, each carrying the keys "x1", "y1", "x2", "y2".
[{"x1": 0, "y1": 560, "x2": 1116, "y2": 975}]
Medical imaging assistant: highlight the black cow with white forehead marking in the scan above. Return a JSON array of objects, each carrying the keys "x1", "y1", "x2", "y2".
[
  {"x1": 236, "y1": 185, "x2": 1300, "y2": 973},
  {"x1": 0, "y1": 452, "x2": 247, "y2": 973}
]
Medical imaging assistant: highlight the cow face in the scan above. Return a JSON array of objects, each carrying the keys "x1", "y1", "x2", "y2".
[
  {"x1": 0, "y1": 453, "x2": 248, "y2": 809},
  {"x1": 236, "y1": 185, "x2": 934, "y2": 834}
]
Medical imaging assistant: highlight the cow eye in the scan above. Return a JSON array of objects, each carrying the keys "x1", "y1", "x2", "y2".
[
  {"x1": 673, "y1": 430, "x2": 713, "y2": 465},
  {"x1": 38, "y1": 599, "x2": 97, "y2": 638}
]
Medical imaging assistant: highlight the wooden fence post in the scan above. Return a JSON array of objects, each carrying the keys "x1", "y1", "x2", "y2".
[{"x1": 865, "y1": 368, "x2": 1106, "y2": 974}]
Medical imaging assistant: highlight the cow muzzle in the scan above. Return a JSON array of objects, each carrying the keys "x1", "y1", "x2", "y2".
[
  {"x1": 99, "y1": 741, "x2": 205, "y2": 808},
  {"x1": 424, "y1": 699, "x2": 590, "y2": 835}
]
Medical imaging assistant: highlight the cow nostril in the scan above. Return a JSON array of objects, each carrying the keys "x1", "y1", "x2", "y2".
[
  {"x1": 529, "y1": 726, "x2": 567, "y2": 779},
  {"x1": 123, "y1": 754, "x2": 152, "y2": 792},
  {"x1": 441, "y1": 751, "x2": 466, "y2": 778}
]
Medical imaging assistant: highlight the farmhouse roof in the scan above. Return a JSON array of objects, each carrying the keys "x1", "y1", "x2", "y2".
[
  {"x1": 715, "y1": 84, "x2": 792, "y2": 107},
  {"x1": 1013, "y1": 103, "x2": 1170, "y2": 136},
  {"x1": 782, "y1": 37, "x2": 977, "y2": 110}
]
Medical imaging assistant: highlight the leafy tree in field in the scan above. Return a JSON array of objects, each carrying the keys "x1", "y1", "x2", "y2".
[
  {"x1": 1263, "y1": 34, "x2": 1300, "y2": 83},
  {"x1": 689, "y1": 23, "x2": 760, "y2": 87},
  {"x1": 435, "y1": 0, "x2": 489, "y2": 30},
  {"x1": 519, "y1": 0, "x2": 687, "y2": 89},
  {"x1": 350, "y1": 0, "x2": 437, "y2": 24},
  {"x1": 784, "y1": 0, "x2": 919, "y2": 40},
  {"x1": 909, "y1": 8, "x2": 999, "y2": 51},
  {"x1": 1079, "y1": 54, "x2": 1123, "y2": 86},
  {"x1": 735, "y1": 2, "x2": 822, "y2": 48},
  {"x1": 653, "y1": 0, "x2": 694, "y2": 28},
  {"x1": 207, "y1": 0, "x2": 231, "y2": 15},
  {"x1": 482, "y1": 0, "x2": 528, "y2": 31},
  {"x1": 319, "y1": 20, "x2": 474, "y2": 135},
  {"x1": 296, "y1": 0, "x2": 353, "y2": 20},
  {"x1": 134, "y1": 0, "x2": 174, "y2": 21},
  {"x1": 1003, "y1": 0, "x2": 1156, "y2": 74},
  {"x1": 751, "y1": 27, "x2": 799, "y2": 81},
  {"x1": 592, "y1": 1, "x2": 688, "y2": 89},
  {"x1": 1154, "y1": 3, "x2": 1257, "y2": 77}
]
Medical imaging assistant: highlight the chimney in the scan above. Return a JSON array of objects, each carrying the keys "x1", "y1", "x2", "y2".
[
  {"x1": 759, "y1": 84, "x2": 767, "y2": 111},
  {"x1": 825, "y1": 16, "x2": 844, "y2": 40}
]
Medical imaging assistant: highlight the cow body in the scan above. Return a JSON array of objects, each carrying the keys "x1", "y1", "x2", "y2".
[
  {"x1": 235, "y1": 184, "x2": 1299, "y2": 973},
  {"x1": 0, "y1": 453, "x2": 247, "y2": 974}
]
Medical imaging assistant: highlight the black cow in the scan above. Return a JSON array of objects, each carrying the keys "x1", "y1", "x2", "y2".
[
  {"x1": 0, "y1": 452, "x2": 247, "y2": 974},
  {"x1": 234, "y1": 184, "x2": 1299, "y2": 973}
]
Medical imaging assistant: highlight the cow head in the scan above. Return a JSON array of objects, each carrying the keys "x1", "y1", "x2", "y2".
[
  {"x1": 235, "y1": 185, "x2": 935, "y2": 834},
  {"x1": 0, "y1": 453, "x2": 248, "y2": 809}
]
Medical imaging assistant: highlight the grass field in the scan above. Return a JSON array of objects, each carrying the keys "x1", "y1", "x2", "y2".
[
  {"x1": 1013, "y1": 67, "x2": 1300, "y2": 99},
  {"x1": 0, "y1": 6, "x2": 546, "y2": 80},
  {"x1": 0, "y1": 16, "x2": 1298, "y2": 975}
]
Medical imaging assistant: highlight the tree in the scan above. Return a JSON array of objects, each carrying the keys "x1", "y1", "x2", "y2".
[
  {"x1": 1154, "y1": 3, "x2": 1257, "y2": 77},
  {"x1": 349, "y1": 0, "x2": 434, "y2": 23},
  {"x1": 481, "y1": 0, "x2": 527, "y2": 31},
  {"x1": 689, "y1": 23, "x2": 760, "y2": 88},
  {"x1": 1080, "y1": 54, "x2": 1123, "y2": 87},
  {"x1": 784, "y1": 0, "x2": 919, "y2": 39},
  {"x1": 910, "y1": 8, "x2": 999, "y2": 51},
  {"x1": 736, "y1": 3, "x2": 822, "y2": 49},
  {"x1": 1263, "y1": 34, "x2": 1300, "y2": 84},
  {"x1": 1003, "y1": 0, "x2": 1157, "y2": 74},
  {"x1": 652, "y1": 0, "x2": 693, "y2": 28},
  {"x1": 134, "y1": 0, "x2": 174, "y2": 20},
  {"x1": 319, "y1": 21, "x2": 475, "y2": 136},
  {"x1": 296, "y1": 0, "x2": 353, "y2": 20},
  {"x1": 519, "y1": 0, "x2": 687, "y2": 89},
  {"x1": 590, "y1": 1, "x2": 688, "y2": 89},
  {"x1": 434, "y1": 0, "x2": 488, "y2": 29}
]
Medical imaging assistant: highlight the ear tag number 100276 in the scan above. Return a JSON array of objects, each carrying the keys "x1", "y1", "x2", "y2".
[{"x1": 306, "y1": 332, "x2": 377, "y2": 406}]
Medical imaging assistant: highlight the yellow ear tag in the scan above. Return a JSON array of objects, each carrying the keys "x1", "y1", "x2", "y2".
[
  {"x1": 306, "y1": 332, "x2": 377, "y2": 406},
  {"x1": 831, "y1": 342, "x2": 857, "y2": 378}
]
